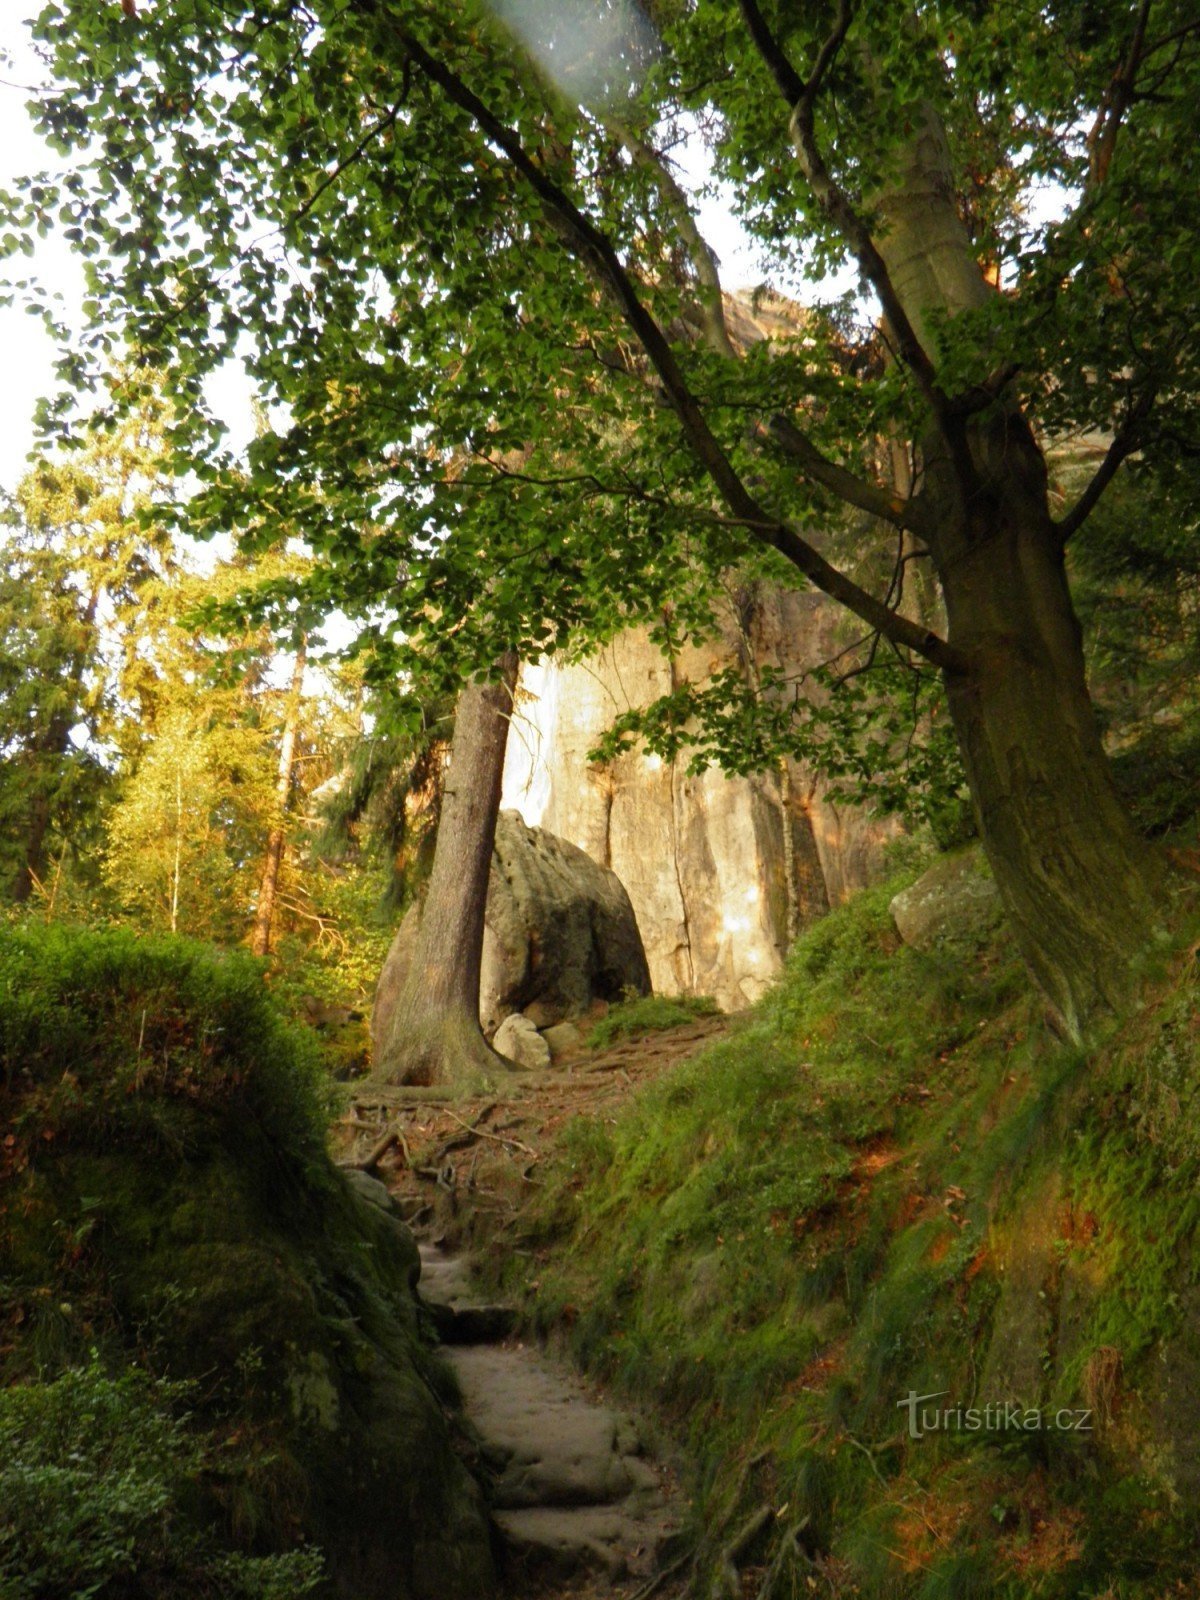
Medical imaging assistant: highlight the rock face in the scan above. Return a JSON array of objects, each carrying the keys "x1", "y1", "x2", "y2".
[
  {"x1": 889, "y1": 846, "x2": 1002, "y2": 952},
  {"x1": 502, "y1": 588, "x2": 901, "y2": 1010},
  {"x1": 373, "y1": 811, "x2": 650, "y2": 1054}
]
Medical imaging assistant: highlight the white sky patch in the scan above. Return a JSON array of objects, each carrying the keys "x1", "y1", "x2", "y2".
[
  {"x1": 0, "y1": 16, "x2": 80, "y2": 490},
  {"x1": 0, "y1": 14, "x2": 258, "y2": 492}
]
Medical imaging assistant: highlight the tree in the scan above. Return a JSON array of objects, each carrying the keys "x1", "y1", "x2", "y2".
[
  {"x1": 250, "y1": 635, "x2": 308, "y2": 958},
  {"x1": 12, "y1": 1, "x2": 1200, "y2": 1035},
  {"x1": 103, "y1": 700, "x2": 253, "y2": 934},
  {"x1": 102, "y1": 548, "x2": 326, "y2": 942},
  {"x1": 0, "y1": 416, "x2": 175, "y2": 904},
  {"x1": 373, "y1": 655, "x2": 518, "y2": 1087}
]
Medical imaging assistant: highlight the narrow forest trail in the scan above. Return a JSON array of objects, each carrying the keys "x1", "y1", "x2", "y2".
[
  {"x1": 420, "y1": 1241, "x2": 684, "y2": 1598},
  {"x1": 336, "y1": 1014, "x2": 732, "y2": 1598}
]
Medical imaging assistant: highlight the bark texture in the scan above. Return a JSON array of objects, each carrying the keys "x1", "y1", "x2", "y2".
[
  {"x1": 935, "y1": 435, "x2": 1159, "y2": 1036},
  {"x1": 372, "y1": 654, "x2": 518, "y2": 1088},
  {"x1": 873, "y1": 129, "x2": 1160, "y2": 1034},
  {"x1": 251, "y1": 639, "x2": 307, "y2": 959}
]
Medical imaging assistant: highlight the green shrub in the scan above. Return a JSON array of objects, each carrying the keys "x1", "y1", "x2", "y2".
[
  {"x1": 0, "y1": 924, "x2": 334, "y2": 1158},
  {"x1": 0, "y1": 1358, "x2": 324, "y2": 1599}
]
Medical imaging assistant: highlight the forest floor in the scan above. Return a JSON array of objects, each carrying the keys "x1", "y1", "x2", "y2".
[{"x1": 333, "y1": 1013, "x2": 733, "y2": 1600}]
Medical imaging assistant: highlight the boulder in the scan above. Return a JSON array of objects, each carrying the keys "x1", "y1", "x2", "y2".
[
  {"x1": 493, "y1": 1012, "x2": 552, "y2": 1071},
  {"x1": 479, "y1": 811, "x2": 650, "y2": 1032},
  {"x1": 372, "y1": 812, "x2": 650, "y2": 1058},
  {"x1": 541, "y1": 1021, "x2": 586, "y2": 1063},
  {"x1": 889, "y1": 846, "x2": 1002, "y2": 952}
]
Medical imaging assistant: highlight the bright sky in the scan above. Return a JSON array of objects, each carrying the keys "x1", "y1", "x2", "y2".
[
  {"x1": 0, "y1": 12, "x2": 264, "y2": 496},
  {"x1": 0, "y1": 10, "x2": 774, "y2": 504},
  {"x1": 0, "y1": 14, "x2": 71, "y2": 493}
]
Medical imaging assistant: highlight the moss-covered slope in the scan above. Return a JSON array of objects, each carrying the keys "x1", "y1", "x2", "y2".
[
  {"x1": 0, "y1": 926, "x2": 494, "y2": 1600},
  {"x1": 504, "y1": 871, "x2": 1200, "y2": 1597}
]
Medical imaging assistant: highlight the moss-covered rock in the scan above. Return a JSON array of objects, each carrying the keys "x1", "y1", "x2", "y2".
[{"x1": 0, "y1": 925, "x2": 495, "y2": 1600}]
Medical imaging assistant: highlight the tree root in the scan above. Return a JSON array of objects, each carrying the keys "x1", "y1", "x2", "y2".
[
  {"x1": 372, "y1": 1007, "x2": 511, "y2": 1092},
  {"x1": 752, "y1": 1517, "x2": 826, "y2": 1599},
  {"x1": 356, "y1": 1125, "x2": 413, "y2": 1174},
  {"x1": 708, "y1": 1504, "x2": 774, "y2": 1599},
  {"x1": 628, "y1": 1547, "x2": 694, "y2": 1600}
]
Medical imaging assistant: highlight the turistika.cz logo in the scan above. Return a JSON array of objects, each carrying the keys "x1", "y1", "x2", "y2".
[{"x1": 897, "y1": 1390, "x2": 1094, "y2": 1440}]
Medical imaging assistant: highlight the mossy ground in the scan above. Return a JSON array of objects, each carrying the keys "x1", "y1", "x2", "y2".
[
  {"x1": 489, "y1": 868, "x2": 1200, "y2": 1598},
  {"x1": 0, "y1": 925, "x2": 493, "y2": 1600}
]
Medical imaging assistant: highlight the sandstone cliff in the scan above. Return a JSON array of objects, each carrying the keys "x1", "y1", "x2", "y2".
[{"x1": 502, "y1": 586, "x2": 901, "y2": 1010}]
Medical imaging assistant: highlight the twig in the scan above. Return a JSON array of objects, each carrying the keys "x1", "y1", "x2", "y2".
[{"x1": 443, "y1": 1103, "x2": 539, "y2": 1157}]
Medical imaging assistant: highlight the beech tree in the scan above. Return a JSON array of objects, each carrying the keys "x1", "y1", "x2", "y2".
[
  {"x1": 10, "y1": 1, "x2": 1200, "y2": 1035},
  {"x1": 373, "y1": 655, "x2": 518, "y2": 1086}
]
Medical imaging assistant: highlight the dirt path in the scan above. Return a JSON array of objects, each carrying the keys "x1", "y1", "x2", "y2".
[{"x1": 335, "y1": 1015, "x2": 730, "y2": 1597}]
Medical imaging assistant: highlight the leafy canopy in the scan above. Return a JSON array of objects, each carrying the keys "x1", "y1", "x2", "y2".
[{"x1": 6, "y1": 2, "x2": 1199, "y2": 728}]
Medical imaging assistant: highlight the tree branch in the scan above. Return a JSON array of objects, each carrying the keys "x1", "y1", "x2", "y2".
[
  {"x1": 1086, "y1": 0, "x2": 1154, "y2": 189},
  {"x1": 739, "y1": 0, "x2": 942, "y2": 405},
  {"x1": 604, "y1": 117, "x2": 737, "y2": 360},
  {"x1": 1053, "y1": 384, "x2": 1156, "y2": 544},
  {"x1": 762, "y1": 414, "x2": 917, "y2": 528},
  {"x1": 383, "y1": 21, "x2": 966, "y2": 674},
  {"x1": 735, "y1": 0, "x2": 804, "y2": 103},
  {"x1": 286, "y1": 94, "x2": 407, "y2": 234}
]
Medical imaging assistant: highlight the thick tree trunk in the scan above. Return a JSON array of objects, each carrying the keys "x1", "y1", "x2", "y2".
[
  {"x1": 869, "y1": 107, "x2": 1160, "y2": 1036},
  {"x1": 932, "y1": 426, "x2": 1160, "y2": 1038},
  {"x1": 372, "y1": 654, "x2": 518, "y2": 1088},
  {"x1": 251, "y1": 638, "x2": 307, "y2": 959}
]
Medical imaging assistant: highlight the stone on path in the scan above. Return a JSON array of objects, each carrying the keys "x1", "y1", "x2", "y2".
[
  {"x1": 418, "y1": 1244, "x2": 679, "y2": 1586},
  {"x1": 493, "y1": 1012, "x2": 552, "y2": 1071}
]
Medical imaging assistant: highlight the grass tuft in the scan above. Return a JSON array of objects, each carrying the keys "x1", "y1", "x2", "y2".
[{"x1": 586, "y1": 991, "x2": 720, "y2": 1048}]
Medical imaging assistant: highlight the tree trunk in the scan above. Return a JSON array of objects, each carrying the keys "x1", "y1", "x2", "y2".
[
  {"x1": 251, "y1": 638, "x2": 307, "y2": 959},
  {"x1": 932, "y1": 422, "x2": 1160, "y2": 1038},
  {"x1": 171, "y1": 764, "x2": 182, "y2": 935},
  {"x1": 11, "y1": 714, "x2": 72, "y2": 904},
  {"x1": 869, "y1": 107, "x2": 1161, "y2": 1036},
  {"x1": 12, "y1": 791, "x2": 53, "y2": 904},
  {"x1": 372, "y1": 654, "x2": 518, "y2": 1088}
]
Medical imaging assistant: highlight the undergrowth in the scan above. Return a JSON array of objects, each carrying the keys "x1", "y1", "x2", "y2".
[
  {"x1": 501, "y1": 866, "x2": 1200, "y2": 1598},
  {"x1": 587, "y1": 992, "x2": 720, "y2": 1049},
  {"x1": 0, "y1": 1360, "x2": 324, "y2": 1599},
  {"x1": 0, "y1": 924, "x2": 490, "y2": 1600}
]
